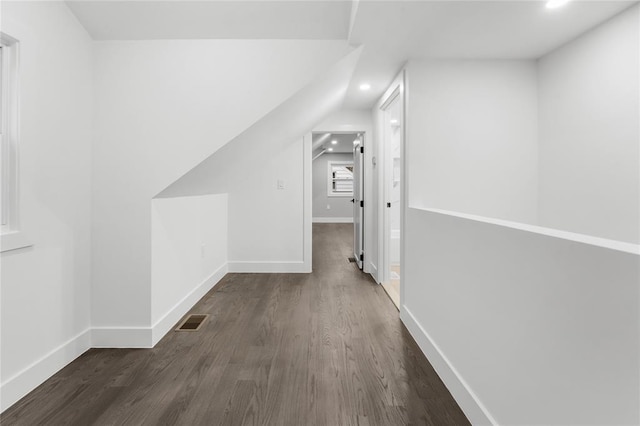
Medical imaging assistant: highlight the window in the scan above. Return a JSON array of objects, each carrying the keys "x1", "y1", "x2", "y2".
[
  {"x1": 1, "y1": 34, "x2": 19, "y2": 231},
  {"x1": 327, "y1": 161, "x2": 354, "y2": 197},
  {"x1": 0, "y1": 33, "x2": 28, "y2": 252}
]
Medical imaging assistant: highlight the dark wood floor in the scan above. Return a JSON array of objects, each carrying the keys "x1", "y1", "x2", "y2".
[{"x1": 1, "y1": 223, "x2": 469, "y2": 426}]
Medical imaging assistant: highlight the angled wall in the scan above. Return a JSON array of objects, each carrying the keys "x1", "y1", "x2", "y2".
[
  {"x1": 159, "y1": 50, "x2": 361, "y2": 275},
  {"x1": 91, "y1": 39, "x2": 354, "y2": 344}
]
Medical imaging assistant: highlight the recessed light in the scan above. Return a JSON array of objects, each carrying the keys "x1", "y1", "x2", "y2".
[
  {"x1": 331, "y1": 140, "x2": 338, "y2": 145},
  {"x1": 359, "y1": 83, "x2": 371, "y2": 91},
  {"x1": 546, "y1": 0, "x2": 570, "y2": 9},
  {"x1": 327, "y1": 148, "x2": 333, "y2": 152}
]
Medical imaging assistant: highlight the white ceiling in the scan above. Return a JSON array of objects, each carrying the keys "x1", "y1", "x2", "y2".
[
  {"x1": 313, "y1": 132, "x2": 359, "y2": 154},
  {"x1": 343, "y1": 0, "x2": 638, "y2": 108},
  {"x1": 350, "y1": 1, "x2": 635, "y2": 59},
  {"x1": 65, "y1": 1, "x2": 351, "y2": 40},
  {"x1": 65, "y1": 0, "x2": 638, "y2": 109}
]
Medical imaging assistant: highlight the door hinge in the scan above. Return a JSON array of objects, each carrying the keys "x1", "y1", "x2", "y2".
[
  {"x1": 387, "y1": 202, "x2": 391, "y2": 208},
  {"x1": 360, "y1": 200, "x2": 364, "y2": 208},
  {"x1": 360, "y1": 146, "x2": 364, "y2": 154},
  {"x1": 359, "y1": 253, "x2": 364, "y2": 262}
]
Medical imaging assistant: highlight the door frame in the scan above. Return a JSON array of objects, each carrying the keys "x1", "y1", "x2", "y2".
[
  {"x1": 352, "y1": 134, "x2": 364, "y2": 269},
  {"x1": 308, "y1": 130, "x2": 368, "y2": 269},
  {"x1": 376, "y1": 70, "x2": 406, "y2": 308}
]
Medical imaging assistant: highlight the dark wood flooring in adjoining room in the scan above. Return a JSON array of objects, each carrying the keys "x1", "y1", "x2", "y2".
[{"x1": 1, "y1": 223, "x2": 469, "y2": 426}]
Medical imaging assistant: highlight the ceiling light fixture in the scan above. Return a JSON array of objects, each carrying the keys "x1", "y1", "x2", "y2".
[
  {"x1": 353, "y1": 140, "x2": 359, "y2": 145},
  {"x1": 331, "y1": 140, "x2": 338, "y2": 145},
  {"x1": 546, "y1": 0, "x2": 570, "y2": 9},
  {"x1": 327, "y1": 148, "x2": 334, "y2": 152},
  {"x1": 359, "y1": 83, "x2": 371, "y2": 91},
  {"x1": 390, "y1": 119, "x2": 399, "y2": 125}
]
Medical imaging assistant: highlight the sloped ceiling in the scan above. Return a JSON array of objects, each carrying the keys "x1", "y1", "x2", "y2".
[
  {"x1": 157, "y1": 47, "x2": 362, "y2": 197},
  {"x1": 66, "y1": 0, "x2": 351, "y2": 40},
  {"x1": 66, "y1": 0, "x2": 638, "y2": 109}
]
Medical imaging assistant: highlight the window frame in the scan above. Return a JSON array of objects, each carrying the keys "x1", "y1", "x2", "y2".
[
  {"x1": 0, "y1": 32, "x2": 29, "y2": 252},
  {"x1": 327, "y1": 160, "x2": 354, "y2": 198}
]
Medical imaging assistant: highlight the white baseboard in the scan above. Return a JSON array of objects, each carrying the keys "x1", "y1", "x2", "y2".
[
  {"x1": 151, "y1": 263, "x2": 228, "y2": 346},
  {"x1": 0, "y1": 329, "x2": 91, "y2": 412},
  {"x1": 228, "y1": 260, "x2": 310, "y2": 273},
  {"x1": 400, "y1": 306, "x2": 496, "y2": 426},
  {"x1": 92, "y1": 264, "x2": 229, "y2": 348},
  {"x1": 312, "y1": 217, "x2": 353, "y2": 223},
  {"x1": 91, "y1": 326, "x2": 153, "y2": 348},
  {"x1": 0, "y1": 266, "x2": 230, "y2": 413},
  {"x1": 368, "y1": 262, "x2": 378, "y2": 282}
]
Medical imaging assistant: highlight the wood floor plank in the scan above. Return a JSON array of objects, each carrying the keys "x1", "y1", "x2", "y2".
[{"x1": 1, "y1": 223, "x2": 469, "y2": 426}]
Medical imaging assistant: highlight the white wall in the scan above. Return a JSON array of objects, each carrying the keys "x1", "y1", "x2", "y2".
[
  {"x1": 538, "y1": 4, "x2": 640, "y2": 244},
  {"x1": 406, "y1": 59, "x2": 539, "y2": 225},
  {"x1": 405, "y1": 5, "x2": 640, "y2": 243},
  {"x1": 164, "y1": 134, "x2": 307, "y2": 272},
  {"x1": 0, "y1": 1, "x2": 93, "y2": 410},
  {"x1": 313, "y1": 153, "x2": 354, "y2": 221},
  {"x1": 150, "y1": 194, "x2": 227, "y2": 346},
  {"x1": 91, "y1": 40, "x2": 353, "y2": 342},
  {"x1": 399, "y1": 7, "x2": 640, "y2": 426},
  {"x1": 403, "y1": 207, "x2": 639, "y2": 425},
  {"x1": 159, "y1": 51, "x2": 361, "y2": 274}
]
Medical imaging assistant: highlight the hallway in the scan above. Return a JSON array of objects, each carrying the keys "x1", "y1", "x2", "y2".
[{"x1": 1, "y1": 224, "x2": 468, "y2": 425}]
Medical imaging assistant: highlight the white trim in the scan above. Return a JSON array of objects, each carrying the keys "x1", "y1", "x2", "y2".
[
  {"x1": 312, "y1": 217, "x2": 353, "y2": 223},
  {"x1": 1, "y1": 34, "x2": 21, "y2": 234},
  {"x1": 92, "y1": 264, "x2": 229, "y2": 348},
  {"x1": 91, "y1": 326, "x2": 153, "y2": 349},
  {"x1": 0, "y1": 230, "x2": 31, "y2": 253},
  {"x1": 368, "y1": 261, "x2": 379, "y2": 283},
  {"x1": 227, "y1": 260, "x2": 308, "y2": 273},
  {"x1": 311, "y1": 128, "x2": 368, "y2": 276},
  {"x1": 303, "y1": 134, "x2": 312, "y2": 273},
  {"x1": 0, "y1": 329, "x2": 91, "y2": 412},
  {"x1": 151, "y1": 263, "x2": 228, "y2": 346},
  {"x1": 312, "y1": 149, "x2": 326, "y2": 161},
  {"x1": 327, "y1": 160, "x2": 355, "y2": 198},
  {"x1": 401, "y1": 307, "x2": 496, "y2": 426},
  {"x1": 376, "y1": 70, "x2": 406, "y2": 306},
  {"x1": 412, "y1": 207, "x2": 640, "y2": 256}
]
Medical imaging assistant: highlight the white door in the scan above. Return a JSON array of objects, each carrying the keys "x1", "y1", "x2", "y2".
[
  {"x1": 382, "y1": 93, "x2": 402, "y2": 308},
  {"x1": 353, "y1": 134, "x2": 364, "y2": 269}
]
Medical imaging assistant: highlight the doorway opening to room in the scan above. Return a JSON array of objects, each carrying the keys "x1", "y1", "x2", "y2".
[
  {"x1": 311, "y1": 131, "x2": 365, "y2": 269},
  {"x1": 380, "y1": 89, "x2": 403, "y2": 309}
]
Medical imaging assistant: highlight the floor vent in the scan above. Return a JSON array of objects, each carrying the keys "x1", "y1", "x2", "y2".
[
  {"x1": 348, "y1": 257, "x2": 357, "y2": 263},
  {"x1": 176, "y1": 314, "x2": 209, "y2": 331}
]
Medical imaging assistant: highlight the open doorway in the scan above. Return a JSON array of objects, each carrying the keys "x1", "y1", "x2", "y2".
[
  {"x1": 380, "y1": 90, "x2": 403, "y2": 308},
  {"x1": 311, "y1": 131, "x2": 365, "y2": 269}
]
